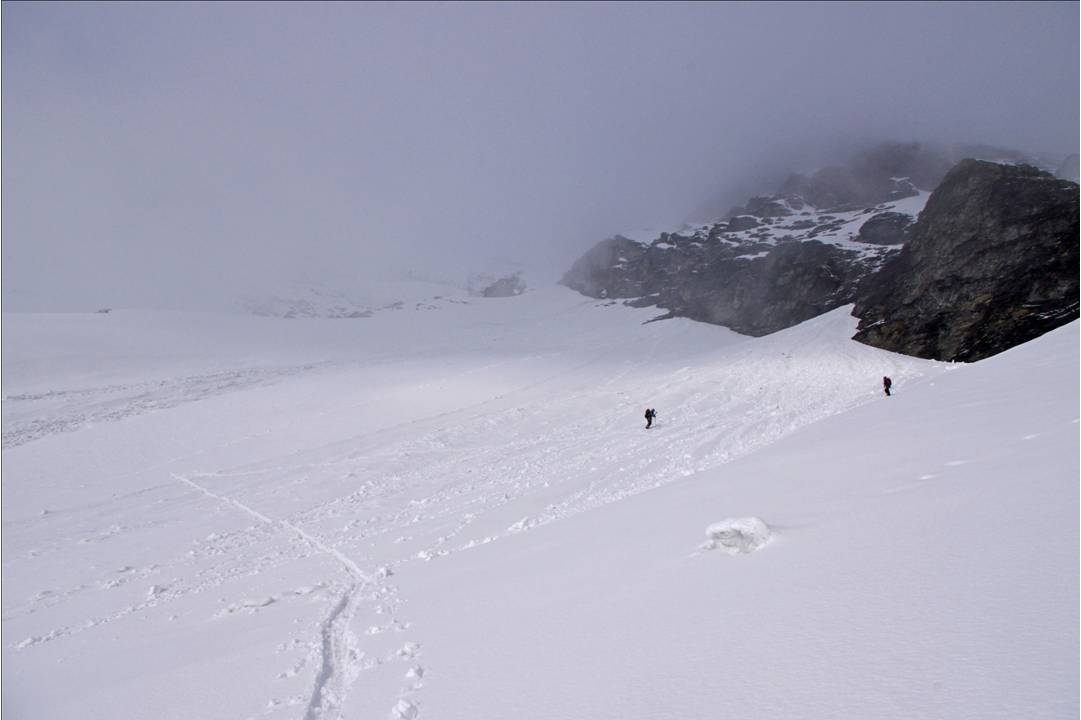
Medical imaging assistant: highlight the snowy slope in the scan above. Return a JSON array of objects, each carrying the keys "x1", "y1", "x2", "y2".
[{"x1": 2, "y1": 287, "x2": 1077, "y2": 719}]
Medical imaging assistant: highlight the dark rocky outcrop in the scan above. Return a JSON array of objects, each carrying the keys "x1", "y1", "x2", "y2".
[
  {"x1": 481, "y1": 273, "x2": 527, "y2": 297},
  {"x1": 852, "y1": 160, "x2": 1079, "y2": 361},
  {"x1": 654, "y1": 240, "x2": 867, "y2": 335},
  {"x1": 856, "y1": 212, "x2": 912, "y2": 245},
  {"x1": 563, "y1": 142, "x2": 1076, "y2": 360},
  {"x1": 561, "y1": 141, "x2": 941, "y2": 336},
  {"x1": 560, "y1": 237, "x2": 646, "y2": 299},
  {"x1": 561, "y1": 221, "x2": 888, "y2": 336},
  {"x1": 725, "y1": 216, "x2": 761, "y2": 232},
  {"x1": 731, "y1": 196, "x2": 792, "y2": 218}
]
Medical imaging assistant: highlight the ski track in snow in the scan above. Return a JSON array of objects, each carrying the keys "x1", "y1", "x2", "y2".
[
  {"x1": 171, "y1": 472, "x2": 410, "y2": 720},
  {"x1": 2, "y1": 364, "x2": 324, "y2": 449},
  {"x1": 157, "y1": 315, "x2": 941, "y2": 719},
  {"x1": 270, "y1": 325, "x2": 929, "y2": 568},
  {"x1": 3, "y1": 301, "x2": 959, "y2": 719}
]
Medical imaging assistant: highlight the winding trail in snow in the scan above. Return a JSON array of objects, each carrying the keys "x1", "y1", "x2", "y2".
[
  {"x1": 171, "y1": 472, "x2": 372, "y2": 720},
  {"x1": 3, "y1": 364, "x2": 326, "y2": 449},
  {"x1": 3, "y1": 298, "x2": 958, "y2": 720},
  {"x1": 274, "y1": 310, "x2": 940, "y2": 571}
]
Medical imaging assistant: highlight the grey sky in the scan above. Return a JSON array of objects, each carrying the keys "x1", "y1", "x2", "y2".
[{"x1": 3, "y1": 1, "x2": 1078, "y2": 310}]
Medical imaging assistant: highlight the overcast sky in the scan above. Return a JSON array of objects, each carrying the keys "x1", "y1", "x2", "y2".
[{"x1": 3, "y1": 1, "x2": 1078, "y2": 310}]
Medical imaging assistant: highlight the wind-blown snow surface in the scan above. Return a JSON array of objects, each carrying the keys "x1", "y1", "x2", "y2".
[{"x1": 2, "y1": 287, "x2": 1077, "y2": 719}]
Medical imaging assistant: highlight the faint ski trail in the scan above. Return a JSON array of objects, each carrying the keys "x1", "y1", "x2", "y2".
[
  {"x1": 200, "y1": 324, "x2": 676, "y2": 484},
  {"x1": 287, "y1": 313, "x2": 947, "y2": 576},
  {"x1": 161, "y1": 311, "x2": 942, "y2": 716},
  {"x1": 3, "y1": 364, "x2": 324, "y2": 449},
  {"x1": 171, "y1": 472, "x2": 371, "y2": 720}
]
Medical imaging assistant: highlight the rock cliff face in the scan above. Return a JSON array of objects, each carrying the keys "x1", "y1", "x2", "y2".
[
  {"x1": 563, "y1": 142, "x2": 1077, "y2": 360},
  {"x1": 562, "y1": 142, "x2": 934, "y2": 336},
  {"x1": 852, "y1": 160, "x2": 1079, "y2": 361}
]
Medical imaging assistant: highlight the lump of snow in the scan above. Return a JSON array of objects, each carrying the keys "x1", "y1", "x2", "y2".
[
  {"x1": 507, "y1": 517, "x2": 531, "y2": 533},
  {"x1": 243, "y1": 597, "x2": 275, "y2": 608},
  {"x1": 392, "y1": 699, "x2": 419, "y2": 720},
  {"x1": 396, "y1": 641, "x2": 421, "y2": 659},
  {"x1": 702, "y1": 517, "x2": 772, "y2": 554}
]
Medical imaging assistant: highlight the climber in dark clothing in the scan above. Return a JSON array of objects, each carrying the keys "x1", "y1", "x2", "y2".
[
  {"x1": 883, "y1": 376, "x2": 892, "y2": 397},
  {"x1": 645, "y1": 408, "x2": 656, "y2": 428}
]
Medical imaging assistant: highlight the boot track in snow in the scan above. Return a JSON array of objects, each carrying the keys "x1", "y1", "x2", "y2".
[{"x1": 171, "y1": 472, "x2": 372, "y2": 720}]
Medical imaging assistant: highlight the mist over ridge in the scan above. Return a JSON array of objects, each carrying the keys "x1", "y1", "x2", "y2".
[{"x1": 3, "y1": 2, "x2": 1078, "y2": 311}]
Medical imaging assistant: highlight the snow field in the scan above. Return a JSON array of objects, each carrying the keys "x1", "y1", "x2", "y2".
[{"x1": 3, "y1": 286, "x2": 1076, "y2": 719}]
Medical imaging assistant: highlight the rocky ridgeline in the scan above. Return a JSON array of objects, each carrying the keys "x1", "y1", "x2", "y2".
[
  {"x1": 563, "y1": 142, "x2": 941, "y2": 336},
  {"x1": 563, "y1": 142, "x2": 1079, "y2": 360},
  {"x1": 852, "y1": 160, "x2": 1079, "y2": 361}
]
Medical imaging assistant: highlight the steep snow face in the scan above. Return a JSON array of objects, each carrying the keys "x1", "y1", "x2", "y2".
[{"x1": 2, "y1": 287, "x2": 1077, "y2": 720}]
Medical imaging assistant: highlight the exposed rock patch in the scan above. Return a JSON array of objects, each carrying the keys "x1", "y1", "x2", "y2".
[
  {"x1": 480, "y1": 273, "x2": 527, "y2": 298},
  {"x1": 563, "y1": 143, "x2": 1073, "y2": 359},
  {"x1": 856, "y1": 212, "x2": 912, "y2": 245},
  {"x1": 852, "y1": 160, "x2": 1079, "y2": 361},
  {"x1": 561, "y1": 145, "x2": 934, "y2": 335}
]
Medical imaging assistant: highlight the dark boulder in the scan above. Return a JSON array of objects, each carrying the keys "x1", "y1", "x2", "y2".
[
  {"x1": 852, "y1": 160, "x2": 1079, "y2": 361},
  {"x1": 856, "y1": 212, "x2": 912, "y2": 245},
  {"x1": 481, "y1": 273, "x2": 527, "y2": 298},
  {"x1": 725, "y1": 216, "x2": 760, "y2": 232},
  {"x1": 742, "y1": 196, "x2": 792, "y2": 218},
  {"x1": 561, "y1": 236, "x2": 648, "y2": 298}
]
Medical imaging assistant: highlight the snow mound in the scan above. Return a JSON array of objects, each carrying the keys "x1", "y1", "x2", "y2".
[
  {"x1": 392, "y1": 698, "x2": 419, "y2": 720},
  {"x1": 702, "y1": 517, "x2": 772, "y2": 554}
]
